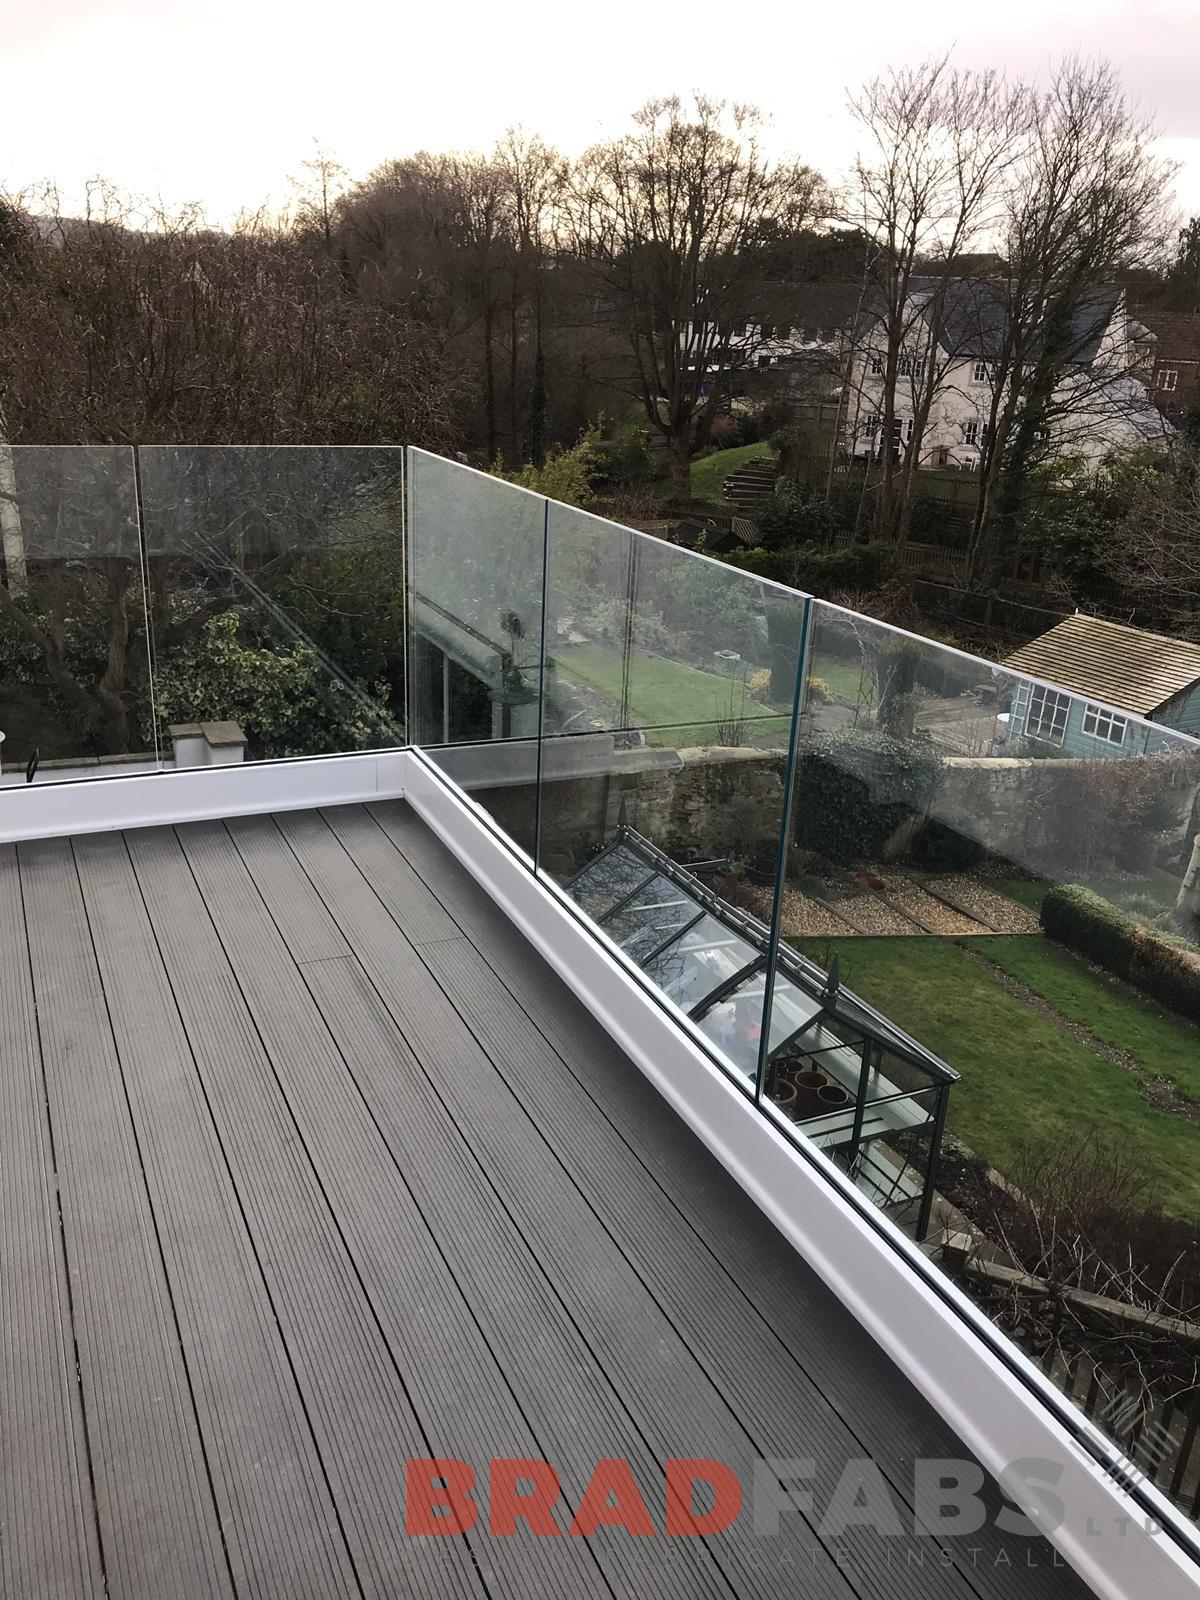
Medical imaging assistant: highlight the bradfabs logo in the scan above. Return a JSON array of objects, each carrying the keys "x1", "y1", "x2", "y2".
[{"x1": 404, "y1": 1454, "x2": 1099, "y2": 1546}]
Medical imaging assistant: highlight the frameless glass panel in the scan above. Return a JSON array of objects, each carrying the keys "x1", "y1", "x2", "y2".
[
  {"x1": 785, "y1": 594, "x2": 1200, "y2": 1495},
  {"x1": 0, "y1": 446, "x2": 157, "y2": 786},
  {"x1": 538, "y1": 498, "x2": 808, "y2": 1092},
  {"x1": 137, "y1": 446, "x2": 405, "y2": 769},
  {"x1": 641, "y1": 915, "x2": 760, "y2": 1011},
  {"x1": 407, "y1": 449, "x2": 546, "y2": 853},
  {"x1": 566, "y1": 842, "x2": 656, "y2": 919}
]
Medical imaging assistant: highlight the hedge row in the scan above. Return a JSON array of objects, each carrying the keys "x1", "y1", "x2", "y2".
[
  {"x1": 725, "y1": 541, "x2": 891, "y2": 595},
  {"x1": 1040, "y1": 884, "x2": 1200, "y2": 1024}
]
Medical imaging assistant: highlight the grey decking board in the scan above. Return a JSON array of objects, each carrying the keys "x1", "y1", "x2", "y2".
[
  {"x1": 329, "y1": 805, "x2": 1010, "y2": 1600},
  {"x1": 71, "y1": 829, "x2": 361, "y2": 1600},
  {"x1": 0, "y1": 846, "x2": 105, "y2": 1600},
  {"x1": 3, "y1": 802, "x2": 1099, "y2": 1600},
  {"x1": 213, "y1": 814, "x2": 623, "y2": 1600},
  {"x1": 126, "y1": 821, "x2": 483, "y2": 1600},
  {"x1": 258, "y1": 808, "x2": 742, "y2": 1600},
  {"x1": 366, "y1": 799, "x2": 1092, "y2": 1600},
  {"x1": 272, "y1": 810, "x2": 864, "y2": 1600},
  {"x1": 232, "y1": 812, "x2": 723, "y2": 1600},
  {"x1": 17, "y1": 836, "x2": 233, "y2": 1600}
]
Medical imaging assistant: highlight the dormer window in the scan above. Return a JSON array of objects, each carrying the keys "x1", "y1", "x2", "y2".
[{"x1": 1160, "y1": 368, "x2": 1179, "y2": 392}]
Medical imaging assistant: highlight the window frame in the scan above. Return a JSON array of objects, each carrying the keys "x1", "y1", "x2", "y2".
[
  {"x1": 1159, "y1": 367, "x2": 1179, "y2": 392},
  {"x1": 963, "y1": 419, "x2": 981, "y2": 446},
  {"x1": 1025, "y1": 684, "x2": 1070, "y2": 745},
  {"x1": 1081, "y1": 701, "x2": 1128, "y2": 746},
  {"x1": 971, "y1": 360, "x2": 990, "y2": 385}
]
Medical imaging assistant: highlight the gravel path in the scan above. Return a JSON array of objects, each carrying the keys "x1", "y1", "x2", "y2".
[
  {"x1": 735, "y1": 881, "x2": 858, "y2": 938},
  {"x1": 875, "y1": 875, "x2": 984, "y2": 936},
  {"x1": 925, "y1": 875, "x2": 1041, "y2": 934},
  {"x1": 825, "y1": 893, "x2": 919, "y2": 935}
]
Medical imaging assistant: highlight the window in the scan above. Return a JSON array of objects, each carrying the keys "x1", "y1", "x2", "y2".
[
  {"x1": 1159, "y1": 368, "x2": 1179, "y2": 392},
  {"x1": 869, "y1": 355, "x2": 883, "y2": 376},
  {"x1": 757, "y1": 354, "x2": 771, "y2": 368},
  {"x1": 971, "y1": 360, "x2": 990, "y2": 384},
  {"x1": 964, "y1": 420, "x2": 981, "y2": 446},
  {"x1": 898, "y1": 355, "x2": 918, "y2": 378},
  {"x1": 1025, "y1": 685, "x2": 1070, "y2": 744},
  {"x1": 903, "y1": 417, "x2": 914, "y2": 443},
  {"x1": 1082, "y1": 702, "x2": 1127, "y2": 745}
]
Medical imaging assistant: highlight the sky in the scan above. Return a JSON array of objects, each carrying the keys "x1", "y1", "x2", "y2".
[{"x1": 3, "y1": 0, "x2": 1200, "y2": 227}]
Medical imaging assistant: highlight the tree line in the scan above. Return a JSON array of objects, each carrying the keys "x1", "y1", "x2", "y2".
[{"x1": 0, "y1": 59, "x2": 1194, "y2": 543}]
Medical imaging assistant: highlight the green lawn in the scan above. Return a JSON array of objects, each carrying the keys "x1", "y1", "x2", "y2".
[
  {"x1": 978, "y1": 935, "x2": 1200, "y2": 1102},
  {"x1": 679, "y1": 444, "x2": 778, "y2": 505},
  {"x1": 810, "y1": 658, "x2": 869, "y2": 708},
  {"x1": 995, "y1": 879, "x2": 1048, "y2": 915},
  {"x1": 558, "y1": 641, "x2": 791, "y2": 748},
  {"x1": 793, "y1": 933, "x2": 1200, "y2": 1220}
]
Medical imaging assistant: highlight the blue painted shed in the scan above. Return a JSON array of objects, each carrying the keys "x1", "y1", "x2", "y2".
[{"x1": 1003, "y1": 614, "x2": 1200, "y2": 756}]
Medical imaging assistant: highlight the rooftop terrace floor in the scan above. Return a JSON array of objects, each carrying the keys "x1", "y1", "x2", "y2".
[{"x1": 1, "y1": 799, "x2": 1092, "y2": 1600}]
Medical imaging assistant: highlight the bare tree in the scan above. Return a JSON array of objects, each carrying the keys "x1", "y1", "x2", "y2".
[
  {"x1": 568, "y1": 96, "x2": 826, "y2": 498},
  {"x1": 966, "y1": 59, "x2": 1176, "y2": 575},
  {"x1": 289, "y1": 141, "x2": 349, "y2": 256},
  {"x1": 848, "y1": 59, "x2": 1028, "y2": 549}
]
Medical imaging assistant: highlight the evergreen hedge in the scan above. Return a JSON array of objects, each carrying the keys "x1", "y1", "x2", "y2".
[{"x1": 1041, "y1": 884, "x2": 1200, "y2": 1023}]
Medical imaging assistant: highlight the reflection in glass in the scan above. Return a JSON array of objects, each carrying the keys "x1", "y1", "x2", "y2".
[
  {"x1": 138, "y1": 446, "x2": 406, "y2": 766},
  {"x1": 0, "y1": 446, "x2": 157, "y2": 785}
]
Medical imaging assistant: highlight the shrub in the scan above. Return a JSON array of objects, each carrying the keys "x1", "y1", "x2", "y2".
[
  {"x1": 753, "y1": 487, "x2": 847, "y2": 551},
  {"x1": 793, "y1": 728, "x2": 945, "y2": 863},
  {"x1": 726, "y1": 541, "x2": 890, "y2": 595},
  {"x1": 1041, "y1": 884, "x2": 1200, "y2": 1023}
]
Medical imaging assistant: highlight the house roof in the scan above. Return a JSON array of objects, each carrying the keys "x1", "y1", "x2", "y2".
[
  {"x1": 912, "y1": 279, "x2": 1120, "y2": 366},
  {"x1": 856, "y1": 279, "x2": 1121, "y2": 368},
  {"x1": 1135, "y1": 310, "x2": 1200, "y2": 366},
  {"x1": 1003, "y1": 613, "x2": 1200, "y2": 717}
]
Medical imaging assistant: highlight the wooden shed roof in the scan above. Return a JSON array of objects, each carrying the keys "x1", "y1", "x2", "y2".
[{"x1": 1003, "y1": 613, "x2": 1200, "y2": 717}]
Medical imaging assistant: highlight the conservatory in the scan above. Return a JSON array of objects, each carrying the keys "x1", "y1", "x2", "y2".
[{"x1": 565, "y1": 826, "x2": 957, "y2": 1240}]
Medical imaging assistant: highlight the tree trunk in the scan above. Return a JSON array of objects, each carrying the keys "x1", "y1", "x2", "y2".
[
  {"x1": 669, "y1": 437, "x2": 693, "y2": 501},
  {"x1": 483, "y1": 303, "x2": 497, "y2": 463},
  {"x1": 1175, "y1": 832, "x2": 1200, "y2": 932},
  {"x1": 0, "y1": 438, "x2": 28, "y2": 598}
]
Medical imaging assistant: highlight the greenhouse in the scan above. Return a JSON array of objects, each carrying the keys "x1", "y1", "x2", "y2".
[{"x1": 565, "y1": 828, "x2": 957, "y2": 1239}]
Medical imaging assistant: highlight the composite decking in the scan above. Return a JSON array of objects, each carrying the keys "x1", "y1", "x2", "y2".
[{"x1": 0, "y1": 801, "x2": 1093, "y2": 1600}]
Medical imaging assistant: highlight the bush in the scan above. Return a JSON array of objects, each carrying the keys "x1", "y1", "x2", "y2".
[
  {"x1": 753, "y1": 487, "x2": 847, "y2": 551},
  {"x1": 1041, "y1": 884, "x2": 1200, "y2": 1023},
  {"x1": 725, "y1": 541, "x2": 890, "y2": 595},
  {"x1": 793, "y1": 728, "x2": 945, "y2": 863}
]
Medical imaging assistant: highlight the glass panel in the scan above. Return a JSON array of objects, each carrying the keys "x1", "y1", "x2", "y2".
[
  {"x1": 538, "y1": 498, "x2": 808, "y2": 1092},
  {"x1": 0, "y1": 446, "x2": 157, "y2": 786},
  {"x1": 137, "y1": 446, "x2": 405, "y2": 768},
  {"x1": 641, "y1": 915, "x2": 760, "y2": 1011},
  {"x1": 786, "y1": 594, "x2": 1200, "y2": 1491},
  {"x1": 407, "y1": 450, "x2": 546, "y2": 853}
]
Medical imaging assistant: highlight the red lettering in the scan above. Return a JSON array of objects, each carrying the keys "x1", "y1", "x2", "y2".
[
  {"x1": 489, "y1": 1458, "x2": 562, "y2": 1536},
  {"x1": 569, "y1": 1459, "x2": 656, "y2": 1537},
  {"x1": 406, "y1": 1458, "x2": 478, "y2": 1535},
  {"x1": 665, "y1": 1458, "x2": 742, "y2": 1535}
]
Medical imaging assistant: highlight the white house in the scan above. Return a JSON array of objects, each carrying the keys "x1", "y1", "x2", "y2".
[{"x1": 844, "y1": 280, "x2": 1169, "y2": 471}]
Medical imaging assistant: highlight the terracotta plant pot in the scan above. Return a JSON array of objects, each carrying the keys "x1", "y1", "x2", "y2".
[
  {"x1": 769, "y1": 1079, "x2": 798, "y2": 1118},
  {"x1": 816, "y1": 1083, "x2": 851, "y2": 1113},
  {"x1": 790, "y1": 1069, "x2": 828, "y2": 1119}
]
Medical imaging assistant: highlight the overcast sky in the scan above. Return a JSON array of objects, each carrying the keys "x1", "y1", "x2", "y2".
[{"x1": 4, "y1": 0, "x2": 1199, "y2": 226}]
